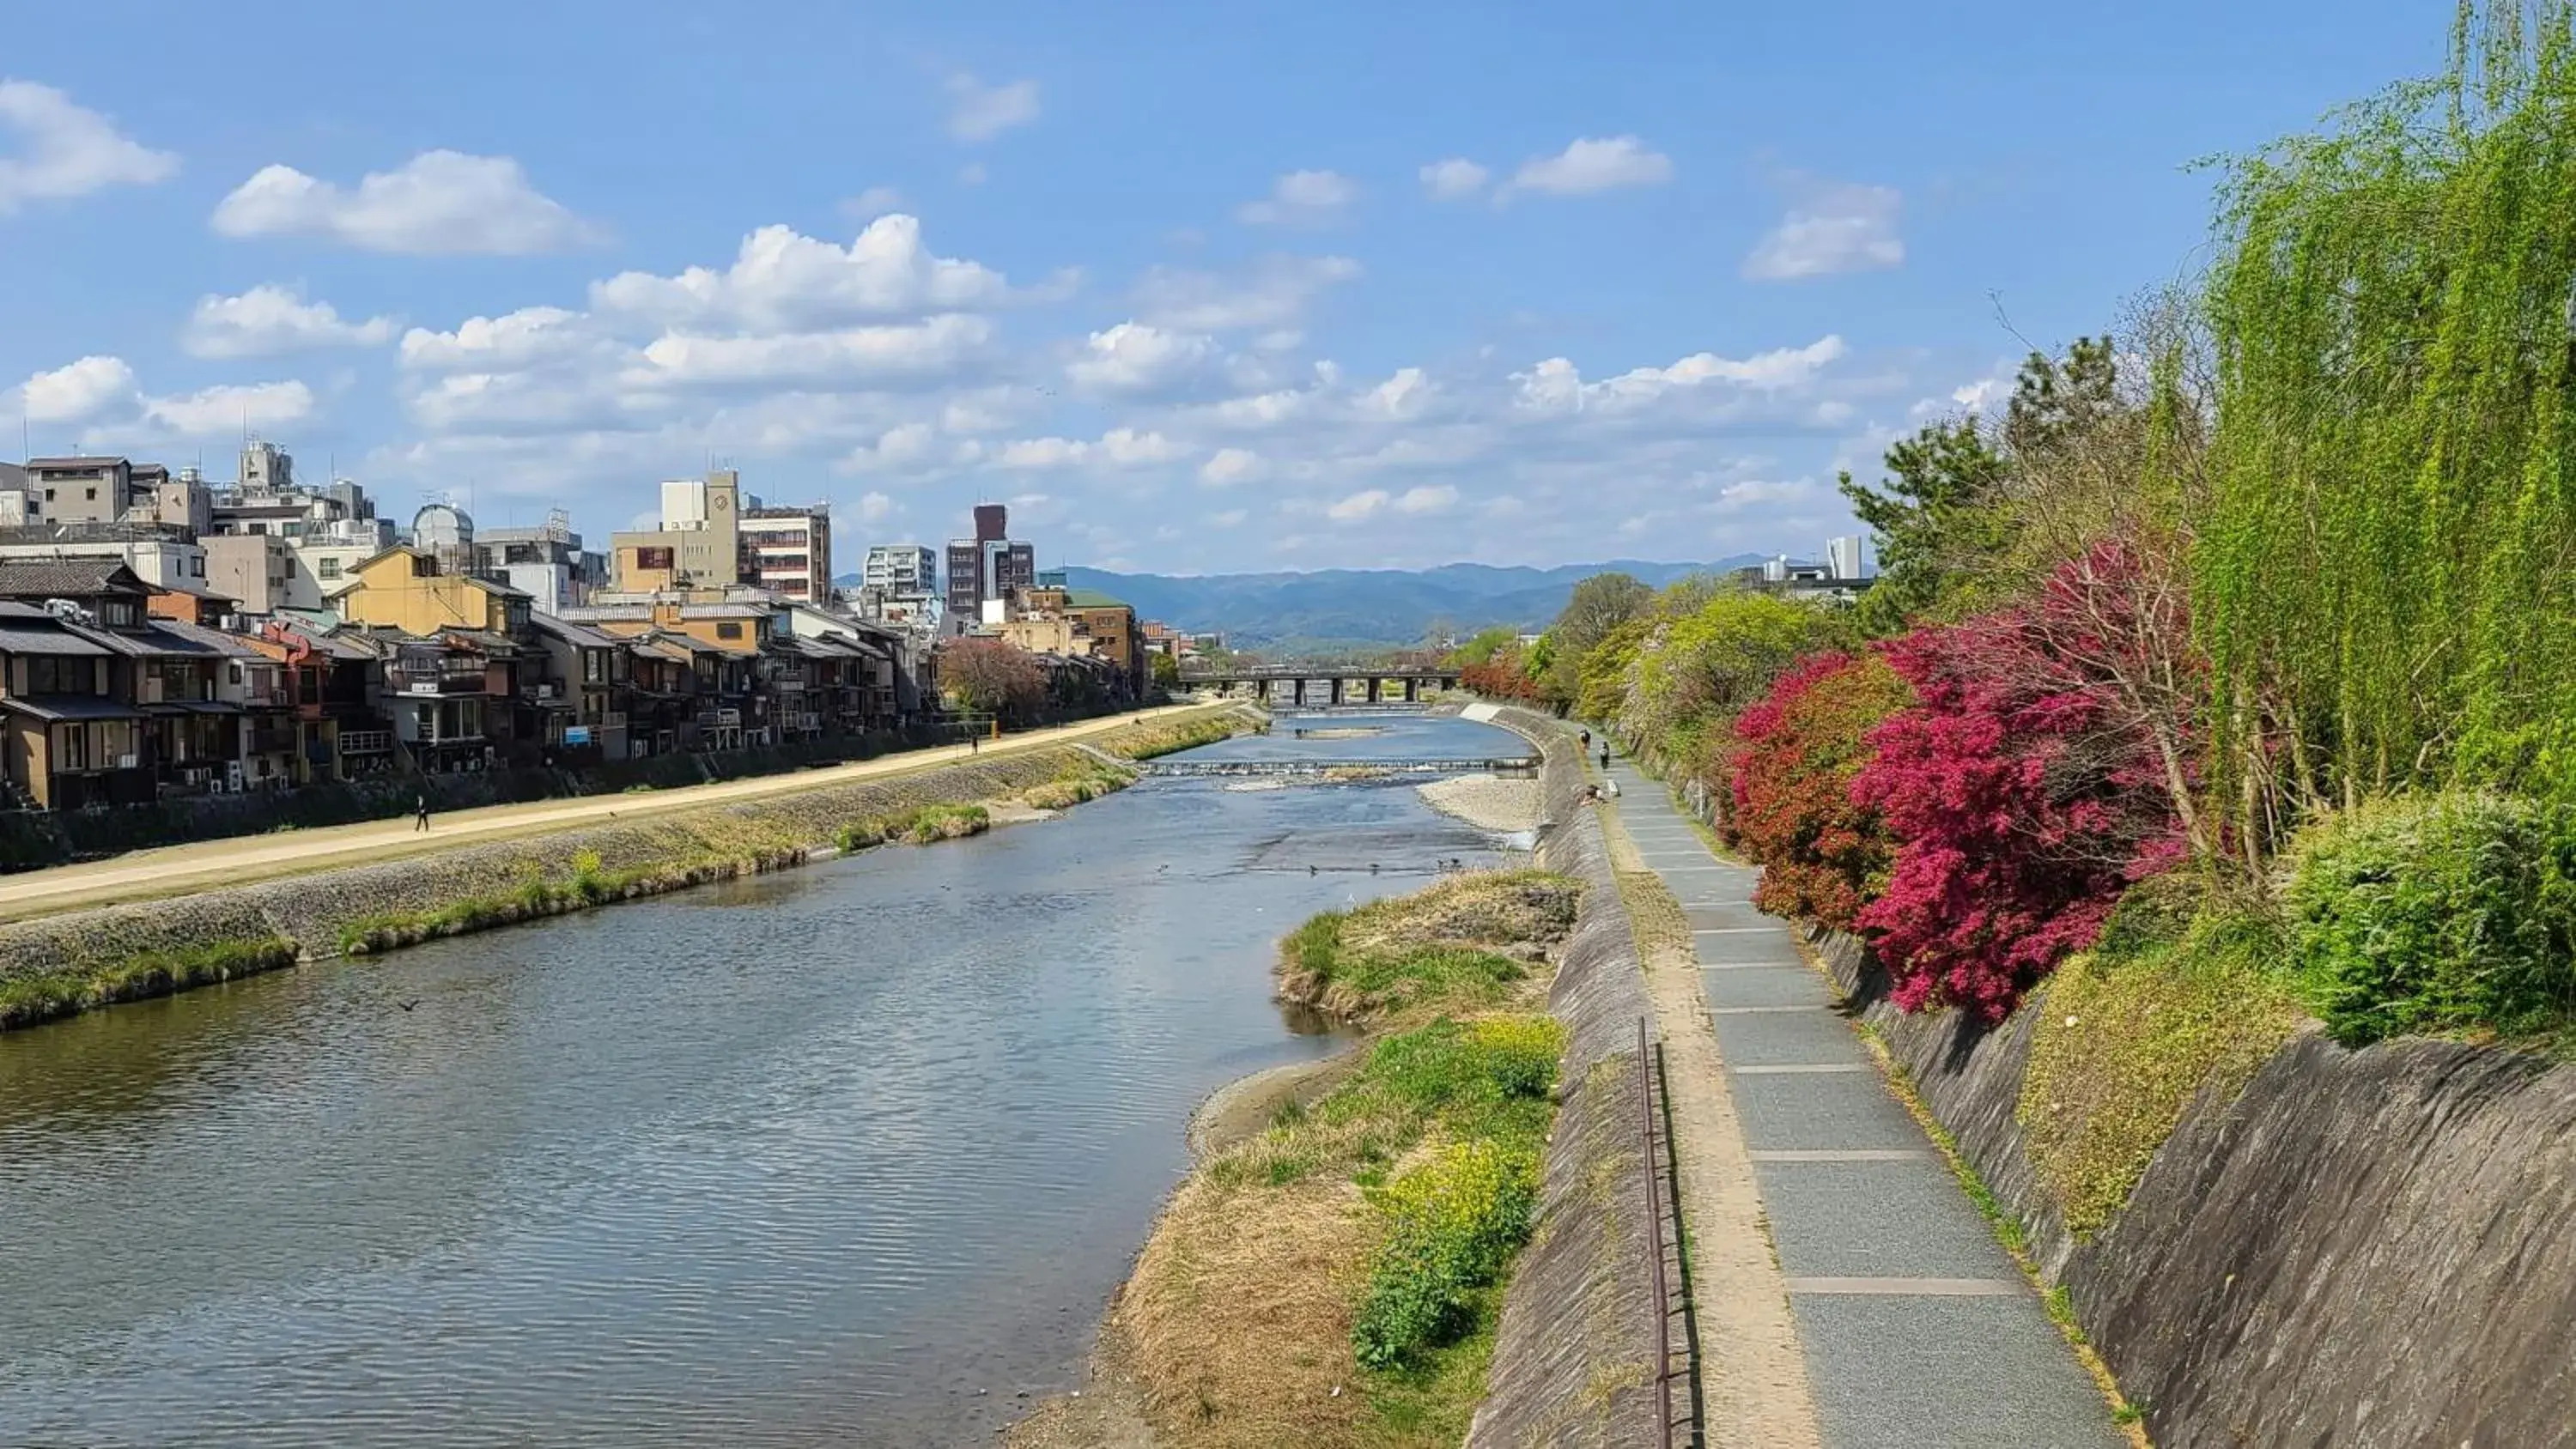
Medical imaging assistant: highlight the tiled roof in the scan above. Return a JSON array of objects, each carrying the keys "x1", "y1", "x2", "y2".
[{"x1": 0, "y1": 558, "x2": 148, "y2": 597}]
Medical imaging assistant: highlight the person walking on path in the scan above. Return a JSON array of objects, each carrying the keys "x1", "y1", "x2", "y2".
[
  {"x1": 413, "y1": 793, "x2": 431, "y2": 833},
  {"x1": 1599, "y1": 743, "x2": 1611, "y2": 773},
  {"x1": 969, "y1": 733, "x2": 980, "y2": 755}
]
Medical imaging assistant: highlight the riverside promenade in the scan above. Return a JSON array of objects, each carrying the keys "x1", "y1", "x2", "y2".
[
  {"x1": 0, "y1": 705, "x2": 1209, "y2": 924},
  {"x1": 1602, "y1": 751, "x2": 2127, "y2": 1449}
]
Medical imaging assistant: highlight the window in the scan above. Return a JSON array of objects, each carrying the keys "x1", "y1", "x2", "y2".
[
  {"x1": 228, "y1": 664, "x2": 242, "y2": 686},
  {"x1": 84, "y1": 488, "x2": 96, "y2": 501},
  {"x1": 43, "y1": 488, "x2": 54, "y2": 501},
  {"x1": 29, "y1": 657, "x2": 91, "y2": 694},
  {"x1": 715, "y1": 621, "x2": 743, "y2": 640},
  {"x1": 58, "y1": 723, "x2": 88, "y2": 771},
  {"x1": 318, "y1": 557, "x2": 342, "y2": 579},
  {"x1": 637, "y1": 546, "x2": 676, "y2": 571}
]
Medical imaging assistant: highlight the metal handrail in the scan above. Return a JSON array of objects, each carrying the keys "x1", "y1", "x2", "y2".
[{"x1": 1639, "y1": 1016, "x2": 1676, "y2": 1448}]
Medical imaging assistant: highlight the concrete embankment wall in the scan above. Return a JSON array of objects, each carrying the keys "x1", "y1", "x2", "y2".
[
  {"x1": 0, "y1": 713, "x2": 1248, "y2": 1027},
  {"x1": 1810, "y1": 930, "x2": 2576, "y2": 1449},
  {"x1": 1469, "y1": 706, "x2": 1666, "y2": 1448}
]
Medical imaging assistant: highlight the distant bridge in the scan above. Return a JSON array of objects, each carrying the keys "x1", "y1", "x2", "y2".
[
  {"x1": 1133, "y1": 755, "x2": 1536, "y2": 778},
  {"x1": 1176, "y1": 665, "x2": 1462, "y2": 706}
]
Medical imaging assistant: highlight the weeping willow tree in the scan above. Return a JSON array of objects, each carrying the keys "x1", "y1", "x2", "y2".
[{"x1": 2200, "y1": 0, "x2": 2576, "y2": 830}]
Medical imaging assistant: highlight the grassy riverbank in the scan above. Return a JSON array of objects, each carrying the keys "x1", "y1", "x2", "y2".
[
  {"x1": 1278, "y1": 870, "x2": 1579, "y2": 1025},
  {"x1": 1074, "y1": 870, "x2": 1579, "y2": 1448},
  {"x1": 0, "y1": 937, "x2": 300, "y2": 1030},
  {"x1": 0, "y1": 706, "x2": 1261, "y2": 1034}
]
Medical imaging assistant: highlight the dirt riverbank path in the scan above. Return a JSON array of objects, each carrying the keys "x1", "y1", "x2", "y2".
[
  {"x1": 0, "y1": 705, "x2": 1213, "y2": 925},
  {"x1": 1600, "y1": 751, "x2": 2129, "y2": 1449}
]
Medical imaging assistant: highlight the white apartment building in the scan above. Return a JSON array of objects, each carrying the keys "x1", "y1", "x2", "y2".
[
  {"x1": 862, "y1": 544, "x2": 937, "y2": 595},
  {"x1": 738, "y1": 503, "x2": 832, "y2": 603}
]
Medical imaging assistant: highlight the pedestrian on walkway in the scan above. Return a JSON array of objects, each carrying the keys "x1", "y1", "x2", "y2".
[
  {"x1": 1599, "y1": 743, "x2": 1611, "y2": 773},
  {"x1": 413, "y1": 793, "x2": 431, "y2": 832},
  {"x1": 969, "y1": 733, "x2": 980, "y2": 755},
  {"x1": 1580, "y1": 728, "x2": 1591, "y2": 749}
]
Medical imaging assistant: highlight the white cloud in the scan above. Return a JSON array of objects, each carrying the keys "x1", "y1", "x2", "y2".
[
  {"x1": 1236, "y1": 169, "x2": 1357, "y2": 226},
  {"x1": 1066, "y1": 321, "x2": 1216, "y2": 394},
  {"x1": 1501, "y1": 136, "x2": 1674, "y2": 197},
  {"x1": 1743, "y1": 182, "x2": 1905, "y2": 281},
  {"x1": 1516, "y1": 336, "x2": 1848, "y2": 413},
  {"x1": 1327, "y1": 489, "x2": 1389, "y2": 521},
  {"x1": 15, "y1": 355, "x2": 137, "y2": 423},
  {"x1": 947, "y1": 73, "x2": 1040, "y2": 142},
  {"x1": 1393, "y1": 484, "x2": 1458, "y2": 515},
  {"x1": 0, "y1": 80, "x2": 176, "y2": 213},
  {"x1": 1953, "y1": 376, "x2": 2007, "y2": 412},
  {"x1": 1363, "y1": 367, "x2": 1432, "y2": 420},
  {"x1": 994, "y1": 427, "x2": 1184, "y2": 470},
  {"x1": 143, "y1": 379, "x2": 315, "y2": 434},
  {"x1": 1419, "y1": 158, "x2": 1488, "y2": 202},
  {"x1": 627, "y1": 314, "x2": 994, "y2": 387},
  {"x1": 1200, "y1": 446, "x2": 1261, "y2": 486},
  {"x1": 592, "y1": 215, "x2": 1007, "y2": 329},
  {"x1": 842, "y1": 185, "x2": 905, "y2": 218},
  {"x1": 399, "y1": 306, "x2": 597, "y2": 372},
  {"x1": 1135, "y1": 254, "x2": 1361, "y2": 332},
  {"x1": 857, "y1": 490, "x2": 896, "y2": 521},
  {"x1": 957, "y1": 161, "x2": 988, "y2": 186},
  {"x1": 210, "y1": 149, "x2": 595, "y2": 254},
  {"x1": 183, "y1": 284, "x2": 396, "y2": 359},
  {"x1": 1207, "y1": 507, "x2": 1248, "y2": 528}
]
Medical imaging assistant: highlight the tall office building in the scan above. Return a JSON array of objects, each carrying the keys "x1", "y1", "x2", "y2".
[{"x1": 945, "y1": 504, "x2": 1035, "y2": 625}]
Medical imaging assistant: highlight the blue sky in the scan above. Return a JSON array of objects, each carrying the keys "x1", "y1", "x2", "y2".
[{"x1": 2, "y1": 0, "x2": 2443, "y2": 574}]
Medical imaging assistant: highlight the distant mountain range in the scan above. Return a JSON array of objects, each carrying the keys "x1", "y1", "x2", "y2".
[
  {"x1": 1074, "y1": 559, "x2": 1765, "y2": 649},
  {"x1": 831, "y1": 557, "x2": 1765, "y2": 650}
]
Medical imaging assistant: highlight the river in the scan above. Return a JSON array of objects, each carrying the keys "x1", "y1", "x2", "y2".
[{"x1": 0, "y1": 711, "x2": 1531, "y2": 1448}]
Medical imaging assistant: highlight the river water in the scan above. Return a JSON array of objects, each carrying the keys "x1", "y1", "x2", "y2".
[{"x1": 0, "y1": 711, "x2": 1531, "y2": 1448}]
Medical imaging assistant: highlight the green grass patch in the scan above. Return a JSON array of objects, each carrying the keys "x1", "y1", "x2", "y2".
[
  {"x1": 1279, "y1": 870, "x2": 1579, "y2": 1023},
  {"x1": 835, "y1": 802, "x2": 992, "y2": 851},
  {"x1": 1018, "y1": 755, "x2": 1138, "y2": 810},
  {"x1": 1104, "y1": 708, "x2": 1257, "y2": 761},
  {"x1": 2020, "y1": 885, "x2": 2306, "y2": 1236},
  {"x1": 0, "y1": 937, "x2": 299, "y2": 1029}
]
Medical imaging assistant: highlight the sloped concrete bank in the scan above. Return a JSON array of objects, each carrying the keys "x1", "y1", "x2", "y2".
[
  {"x1": 1809, "y1": 927, "x2": 2576, "y2": 1449},
  {"x1": 0, "y1": 711, "x2": 1254, "y2": 1032},
  {"x1": 1468, "y1": 706, "x2": 1665, "y2": 1447}
]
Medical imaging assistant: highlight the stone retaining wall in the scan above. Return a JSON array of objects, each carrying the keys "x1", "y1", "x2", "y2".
[{"x1": 1469, "y1": 706, "x2": 1665, "y2": 1448}]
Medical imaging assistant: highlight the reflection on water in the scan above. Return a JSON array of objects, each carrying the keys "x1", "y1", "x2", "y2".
[{"x1": 0, "y1": 711, "x2": 1522, "y2": 1448}]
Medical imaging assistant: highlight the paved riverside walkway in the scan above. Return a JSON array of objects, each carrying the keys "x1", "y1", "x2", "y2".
[{"x1": 1603, "y1": 755, "x2": 2127, "y2": 1449}]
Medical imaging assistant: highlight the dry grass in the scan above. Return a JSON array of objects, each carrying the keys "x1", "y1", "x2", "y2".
[{"x1": 1115, "y1": 1173, "x2": 1379, "y2": 1449}]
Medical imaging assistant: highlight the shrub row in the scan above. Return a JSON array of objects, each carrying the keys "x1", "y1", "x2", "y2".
[{"x1": 2283, "y1": 793, "x2": 2576, "y2": 1046}]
